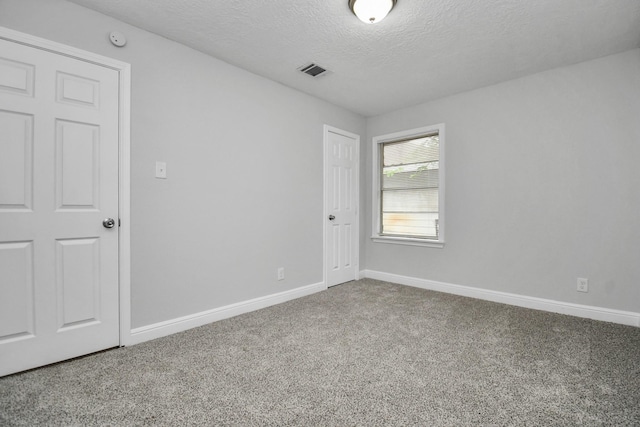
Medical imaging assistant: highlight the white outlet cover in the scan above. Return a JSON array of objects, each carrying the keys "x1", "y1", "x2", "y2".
[
  {"x1": 109, "y1": 31, "x2": 127, "y2": 47},
  {"x1": 155, "y1": 161, "x2": 167, "y2": 179},
  {"x1": 577, "y1": 278, "x2": 589, "y2": 293}
]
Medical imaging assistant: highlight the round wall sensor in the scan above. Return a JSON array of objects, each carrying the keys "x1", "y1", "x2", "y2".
[{"x1": 109, "y1": 31, "x2": 127, "y2": 47}]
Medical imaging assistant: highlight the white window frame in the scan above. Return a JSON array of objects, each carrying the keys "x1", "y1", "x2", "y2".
[{"x1": 371, "y1": 123, "x2": 445, "y2": 248}]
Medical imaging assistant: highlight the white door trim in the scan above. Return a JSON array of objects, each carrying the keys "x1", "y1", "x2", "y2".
[
  {"x1": 323, "y1": 125, "x2": 360, "y2": 288},
  {"x1": 0, "y1": 26, "x2": 132, "y2": 346}
]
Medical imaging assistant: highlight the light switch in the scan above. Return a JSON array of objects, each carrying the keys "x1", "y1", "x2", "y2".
[{"x1": 155, "y1": 161, "x2": 167, "y2": 179}]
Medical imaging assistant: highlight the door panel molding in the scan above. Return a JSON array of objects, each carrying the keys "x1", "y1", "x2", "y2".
[{"x1": 0, "y1": 26, "x2": 132, "y2": 348}]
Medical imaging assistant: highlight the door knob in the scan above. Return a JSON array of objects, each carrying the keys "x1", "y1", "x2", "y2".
[
  {"x1": 328, "y1": 215, "x2": 335, "y2": 221},
  {"x1": 102, "y1": 218, "x2": 116, "y2": 229}
]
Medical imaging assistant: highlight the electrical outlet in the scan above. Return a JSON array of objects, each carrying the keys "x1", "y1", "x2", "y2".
[
  {"x1": 155, "y1": 161, "x2": 167, "y2": 179},
  {"x1": 577, "y1": 278, "x2": 588, "y2": 293},
  {"x1": 277, "y1": 267, "x2": 285, "y2": 281}
]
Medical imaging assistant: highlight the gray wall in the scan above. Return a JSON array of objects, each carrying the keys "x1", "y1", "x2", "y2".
[
  {"x1": 0, "y1": 0, "x2": 366, "y2": 328},
  {"x1": 365, "y1": 49, "x2": 640, "y2": 313}
]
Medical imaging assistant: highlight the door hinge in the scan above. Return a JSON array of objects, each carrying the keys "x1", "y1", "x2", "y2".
[{"x1": 118, "y1": 218, "x2": 121, "y2": 227}]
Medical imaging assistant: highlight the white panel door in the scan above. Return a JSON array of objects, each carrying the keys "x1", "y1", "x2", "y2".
[
  {"x1": 325, "y1": 127, "x2": 359, "y2": 287},
  {"x1": 0, "y1": 38, "x2": 120, "y2": 376}
]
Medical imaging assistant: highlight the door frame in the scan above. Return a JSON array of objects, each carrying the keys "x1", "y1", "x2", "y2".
[
  {"x1": 0, "y1": 26, "x2": 132, "y2": 345},
  {"x1": 323, "y1": 125, "x2": 361, "y2": 288}
]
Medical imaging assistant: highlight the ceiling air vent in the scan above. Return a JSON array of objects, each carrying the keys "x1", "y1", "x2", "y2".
[{"x1": 298, "y1": 63, "x2": 329, "y2": 78}]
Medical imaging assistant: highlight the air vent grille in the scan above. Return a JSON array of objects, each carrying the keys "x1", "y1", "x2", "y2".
[{"x1": 298, "y1": 63, "x2": 328, "y2": 77}]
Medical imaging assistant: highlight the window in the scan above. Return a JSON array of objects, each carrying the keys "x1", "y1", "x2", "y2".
[{"x1": 372, "y1": 124, "x2": 445, "y2": 248}]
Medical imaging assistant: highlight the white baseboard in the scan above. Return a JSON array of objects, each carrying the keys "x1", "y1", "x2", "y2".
[
  {"x1": 362, "y1": 270, "x2": 640, "y2": 327},
  {"x1": 128, "y1": 272, "x2": 638, "y2": 346},
  {"x1": 129, "y1": 281, "x2": 327, "y2": 345}
]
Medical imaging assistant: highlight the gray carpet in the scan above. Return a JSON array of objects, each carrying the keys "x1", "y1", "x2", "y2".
[{"x1": 1, "y1": 279, "x2": 639, "y2": 426}]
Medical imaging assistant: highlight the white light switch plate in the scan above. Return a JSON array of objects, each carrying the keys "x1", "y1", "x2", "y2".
[{"x1": 155, "y1": 161, "x2": 167, "y2": 179}]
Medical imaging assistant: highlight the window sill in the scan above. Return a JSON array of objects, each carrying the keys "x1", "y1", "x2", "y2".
[{"x1": 371, "y1": 236, "x2": 445, "y2": 248}]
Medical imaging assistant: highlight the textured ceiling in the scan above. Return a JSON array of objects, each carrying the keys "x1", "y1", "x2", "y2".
[{"x1": 68, "y1": 0, "x2": 640, "y2": 116}]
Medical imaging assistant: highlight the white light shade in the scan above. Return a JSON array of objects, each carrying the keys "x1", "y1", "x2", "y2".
[{"x1": 350, "y1": 0, "x2": 396, "y2": 24}]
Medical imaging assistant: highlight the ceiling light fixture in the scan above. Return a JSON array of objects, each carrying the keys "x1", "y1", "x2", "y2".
[{"x1": 348, "y1": 0, "x2": 397, "y2": 24}]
